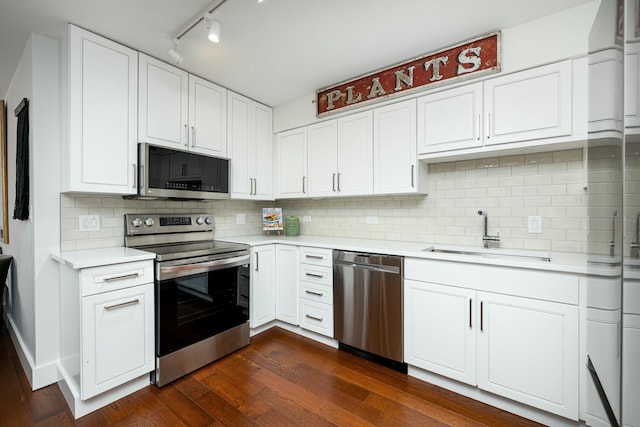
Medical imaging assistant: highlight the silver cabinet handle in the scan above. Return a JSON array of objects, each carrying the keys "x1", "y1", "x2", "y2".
[
  {"x1": 305, "y1": 314, "x2": 323, "y2": 322},
  {"x1": 332, "y1": 173, "x2": 336, "y2": 192},
  {"x1": 255, "y1": 252, "x2": 259, "y2": 271},
  {"x1": 476, "y1": 114, "x2": 481, "y2": 141},
  {"x1": 337, "y1": 173, "x2": 341, "y2": 192},
  {"x1": 486, "y1": 112, "x2": 491, "y2": 139},
  {"x1": 305, "y1": 272, "x2": 324, "y2": 278},
  {"x1": 305, "y1": 255, "x2": 324, "y2": 260},
  {"x1": 253, "y1": 178, "x2": 257, "y2": 195},
  {"x1": 184, "y1": 124, "x2": 188, "y2": 146},
  {"x1": 132, "y1": 164, "x2": 137, "y2": 188},
  {"x1": 305, "y1": 290, "x2": 323, "y2": 296},
  {"x1": 411, "y1": 165, "x2": 415, "y2": 188},
  {"x1": 105, "y1": 299, "x2": 139, "y2": 311},
  {"x1": 302, "y1": 176, "x2": 306, "y2": 194},
  {"x1": 480, "y1": 301, "x2": 484, "y2": 332},
  {"x1": 191, "y1": 126, "x2": 196, "y2": 147},
  {"x1": 103, "y1": 272, "x2": 140, "y2": 282},
  {"x1": 469, "y1": 299, "x2": 472, "y2": 329}
]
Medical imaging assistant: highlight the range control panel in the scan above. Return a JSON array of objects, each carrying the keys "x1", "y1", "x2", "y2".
[{"x1": 125, "y1": 213, "x2": 213, "y2": 236}]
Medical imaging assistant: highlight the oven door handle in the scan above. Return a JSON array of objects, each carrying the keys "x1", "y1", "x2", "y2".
[{"x1": 159, "y1": 254, "x2": 250, "y2": 279}]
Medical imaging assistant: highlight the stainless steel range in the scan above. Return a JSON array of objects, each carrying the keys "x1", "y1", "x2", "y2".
[{"x1": 125, "y1": 213, "x2": 250, "y2": 387}]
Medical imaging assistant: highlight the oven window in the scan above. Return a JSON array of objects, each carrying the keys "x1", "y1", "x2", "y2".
[{"x1": 156, "y1": 264, "x2": 249, "y2": 356}]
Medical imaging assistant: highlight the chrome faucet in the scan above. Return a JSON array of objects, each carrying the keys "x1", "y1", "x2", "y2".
[{"x1": 478, "y1": 210, "x2": 500, "y2": 249}]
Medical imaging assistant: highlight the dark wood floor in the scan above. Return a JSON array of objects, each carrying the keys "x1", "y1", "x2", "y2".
[{"x1": 0, "y1": 326, "x2": 544, "y2": 426}]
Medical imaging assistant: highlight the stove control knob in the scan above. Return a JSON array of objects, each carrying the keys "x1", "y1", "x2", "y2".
[
  {"x1": 196, "y1": 216, "x2": 205, "y2": 225},
  {"x1": 204, "y1": 216, "x2": 213, "y2": 225},
  {"x1": 131, "y1": 217, "x2": 142, "y2": 228},
  {"x1": 143, "y1": 217, "x2": 155, "y2": 227}
]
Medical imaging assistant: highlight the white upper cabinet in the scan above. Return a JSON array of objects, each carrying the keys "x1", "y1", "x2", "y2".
[
  {"x1": 307, "y1": 120, "x2": 338, "y2": 197},
  {"x1": 337, "y1": 111, "x2": 374, "y2": 196},
  {"x1": 67, "y1": 24, "x2": 138, "y2": 194},
  {"x1": 188, "y1": 75, "x2": 227, "y2": 156},
  {"x1": 484, "y1": 60, "x2": 572, "y2": 145},
  {"x1": 374, "y1": 99, "x2": 427, "y2": 195},
  {"x1": 275, "y1": 127, "x2": 308, "y2": 199},
  {"x1": 139, "y1": 54, "x2": 227, "y2": 156},
  {"x1": 417, "y1": 82, "x2": 483, "y2": 154},
  {"x1": 626, "y1": 42, "x2": 640, "y2": 130},
  {"x1": 418, "y1": 59, "x2": 578, "y2": 158},
  {"x1": 228, "y1": 91, "x2": 273, "y2": 200},
  {"x1": 138, "y1": 53, "x2": 188, "y2": 148}
]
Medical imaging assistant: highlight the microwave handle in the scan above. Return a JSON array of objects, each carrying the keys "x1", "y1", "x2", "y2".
[{"x1": 140, "y1": 164, "x2": 144, "y2": 190}]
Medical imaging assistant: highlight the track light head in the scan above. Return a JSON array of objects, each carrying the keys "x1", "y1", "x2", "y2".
[
  {"x1": 167, "y1": 39, "x2": 184, "y2": 64},
  {"x1": 204, "y1": 13, "x2": 222, "y2": 43}
]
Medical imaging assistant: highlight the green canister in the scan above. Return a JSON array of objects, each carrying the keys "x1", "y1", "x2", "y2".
[{"x1": 285, "y1": 216, "x2": 300, "y2": 236}]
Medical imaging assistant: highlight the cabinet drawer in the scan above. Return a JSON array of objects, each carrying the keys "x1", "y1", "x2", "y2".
[
  {"x1": 300, "y1": 281, "x2": 332, "y2": 304},
  {"x1": 81, "y1": 260, "x2": 154, "y2": 296},
  {"x1": 299, "y1": 264, "x2": 332, "y2": 286},
  {"x1": 299, "y1": 247, "x2": 333, "y2": 267},
  {"x1": 300, "y1": 299, "x2": 333, "y2": 337}
]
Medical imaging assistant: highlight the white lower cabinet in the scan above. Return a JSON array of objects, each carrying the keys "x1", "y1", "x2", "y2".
[
  {"x1": 404, "y1": 259, "x2": 579, "y2": 421},
  {"x1": 298, "y1": 246, "x2": 334, "y2": 337},
  {"x1": 404, "y1": 281, "x2": 476, "y2": 385},
  {"x1": 275, "y1": 245, "x2": 299, "y2": 325},
  {"x1": 250, "y1": 245, "x2": 276, "y2": 328},
  {"x1": 57, "y1": 256, "x2": 155, "y2": 418},
  {"x1": 81, "y1": 284, "x2": 154, "y2": 399},
  {"x1": 476, "y1": 292, "x2": 578, "y2": 419}
]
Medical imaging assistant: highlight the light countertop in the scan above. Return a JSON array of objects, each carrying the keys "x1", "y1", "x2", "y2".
[
  {"x1": 51, "y1": 247, "x2": 155, "y2": 269},
  {"x1": 218, "y1": 234, "x2": 620, "y2": 276}
]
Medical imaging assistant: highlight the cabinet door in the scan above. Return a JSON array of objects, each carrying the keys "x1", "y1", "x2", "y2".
[
  {"x1": 307, "y1": 120, "x2": 338, "y2": 197},
  {"x1": 275, "y1": 128, "x2": 307, "y2": 198},
  {"x1": 404, "y1": 280, "x2": 476, "y2": 385},
  {"x1": 373, "y1": 99, "x2": 418, "y2": 195},
  {"x1": 337, "y1": 110, "x2": 373, "y2": 196},
  {"x1": 477, "y1": 292, "x2": 578, "y2": 420},
  {"x1": 484, "y1": 60, "x2": 572, "y2": 145},
  {"x1": 250, "y1": 245, "x2": 276, "y2": 328},
  {"x1": 68, "y1": 25, "x2": 138, "y2": 194},
  {"x1": 417, "y1": 82, "x2": 483, "y2": 154},
  {"x1": 276, "y1": 245, "x2": 299, "y2": 325},
  {"x1": 138, "y1": 53, "x2": 188, "y2": 148},
  {"x1": 228, "y1": 92, "x2": 252, "y2": 197},
  {"x1": 229, "y1": 93, "x2": 273, "y2": 200},
  {"x1": 188, "y1": 75, "x2": 227, "y2": 156},
  {"x1": 253, "y1": 103, "x2": 273, "y2": 200},
  {"x1": 625, "y1": 42, "x2": 640, "y2": 129},
  {"x1": 81, "y1": 283, "x2": 154, "y2": 400}
]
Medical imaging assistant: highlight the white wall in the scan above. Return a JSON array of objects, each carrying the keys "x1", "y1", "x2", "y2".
[
  {"x1": 272, "y1": 1, "x2": 600, "y2": 133},
  {"x1": 2, "y1": 33, "x2": 61, "y2": 389}
]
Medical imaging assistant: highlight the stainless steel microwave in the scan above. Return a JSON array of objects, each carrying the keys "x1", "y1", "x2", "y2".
[{"x1": 138, "y1": 143, "x2": 229, "y2": 200}]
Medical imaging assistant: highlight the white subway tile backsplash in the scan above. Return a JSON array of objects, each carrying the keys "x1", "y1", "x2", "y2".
[{"x1": 59, "y1": 149, "x2": 595, "y2": 254}]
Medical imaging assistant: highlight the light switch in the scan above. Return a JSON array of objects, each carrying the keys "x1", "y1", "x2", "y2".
[{"x1": 528, "y1": 216, "x2": 542, "y2": 234}]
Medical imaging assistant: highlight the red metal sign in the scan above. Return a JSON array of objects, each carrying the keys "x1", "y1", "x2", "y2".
[{"x1": 316, "y1": 32, "x2": 500, "y2": 117}]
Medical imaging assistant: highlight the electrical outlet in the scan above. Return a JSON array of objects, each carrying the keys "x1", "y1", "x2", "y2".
[
  {"x1": 366, "y1": 216, "x2": 378, "y2": 224},
  {"x1": 79, "y1": 215, "x2": 100, "y2": 232},
  {"x1": 528, "y1": 216, "x2": 542, "y2": 234},
  {"x1": 236, "y1": 213, "x2": 245, "y2": 225},
  {"x1": 302, "y1": 215, "x2": 312, "y2": 223}
]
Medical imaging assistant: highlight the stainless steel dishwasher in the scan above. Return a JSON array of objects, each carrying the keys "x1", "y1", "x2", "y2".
[{"x1": 333, "y1": 250, "x2": 406, "y2": 372}]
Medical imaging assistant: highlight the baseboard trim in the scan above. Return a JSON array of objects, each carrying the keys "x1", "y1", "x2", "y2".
[{"x1": 5, "y1": 314, "x2": 59, "y2": 390}]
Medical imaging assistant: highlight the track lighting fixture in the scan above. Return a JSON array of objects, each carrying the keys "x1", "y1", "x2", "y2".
[
  {"x1": 167, "y1": 39, "x2": 184, "y2": 64},
  {"x1": 204, "y1": 13, "x2": 222, "y2": 43}
]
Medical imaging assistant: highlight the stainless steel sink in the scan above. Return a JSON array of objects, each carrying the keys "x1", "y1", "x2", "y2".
[{"x1": 423, "y1": 246, "x2": 551, "y2": 262}]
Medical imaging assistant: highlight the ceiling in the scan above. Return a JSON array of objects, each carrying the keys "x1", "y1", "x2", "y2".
[{"x1": 0, "y1": 0, "x2": 592, "y2": 107}]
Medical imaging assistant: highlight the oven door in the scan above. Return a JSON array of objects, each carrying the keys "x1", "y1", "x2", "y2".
[{"x1": 156, "y1": 251, "x2": 250, "y2": 357}]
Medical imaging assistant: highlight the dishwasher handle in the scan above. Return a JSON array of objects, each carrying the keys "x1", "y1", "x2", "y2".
[{"x1": 334, "y1": 261, "x2": 400, "y2": 275}]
